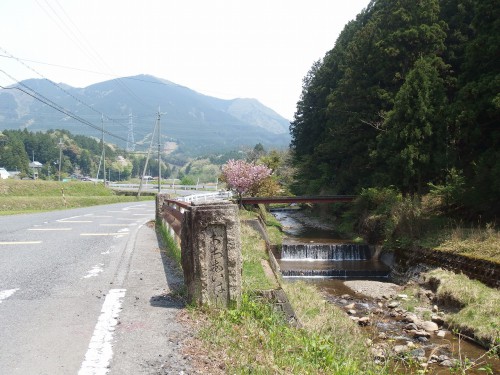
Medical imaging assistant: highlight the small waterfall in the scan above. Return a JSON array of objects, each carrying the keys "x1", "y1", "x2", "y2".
[
  {"x1": 279, "y1": 242, "x2": 390, "y2": 279},
  {"x1": 281, "y1": 243, "x2": 372, "y2": 261}
]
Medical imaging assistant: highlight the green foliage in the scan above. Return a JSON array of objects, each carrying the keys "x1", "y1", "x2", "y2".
[
  {"x1": 428, "y1": 168, "x2": 466, "y2": 213},
  {"x1": 180, "y1": 176, "x2": 196, "y2": 185},
  {"x1": 289, "y1": 0, "x2": 499, "y2": 217},
  {"x1": 424, "y1": 269, "x2": 500, "y2": 347},
  {"x1": 0, "y1": 129, "x2": 144, "y2": 181},
  {"x1": 199, "y1": 292, "x2": 382, "y2": 374},
  {"x1": 341, "y1": 187, "x2": 401, "y2": 244},
  {"x1": 156, "y1": 221, "x2": 181, "y2": 266}
]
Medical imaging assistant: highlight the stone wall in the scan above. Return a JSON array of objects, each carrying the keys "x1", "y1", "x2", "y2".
[{"x1": 391, "y1": 247, "x2": 500, "y2": 289}]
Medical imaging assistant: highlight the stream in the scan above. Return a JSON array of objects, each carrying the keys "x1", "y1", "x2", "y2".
[{"x1": 271, "y1": 208, "x2": 499, "y2": 374}]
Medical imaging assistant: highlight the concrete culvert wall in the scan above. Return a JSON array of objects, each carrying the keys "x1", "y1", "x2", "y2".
[{"x1": 391, "y1": 247, "x2": 500, "y2": 289}]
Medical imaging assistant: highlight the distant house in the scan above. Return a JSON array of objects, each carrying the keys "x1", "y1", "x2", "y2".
[
  {"x1": 0, "y1": 168, "x2": 10, "y2": 179},
  {"x1": 29, "y1": 161, "x2": 43, "y2": 179}
]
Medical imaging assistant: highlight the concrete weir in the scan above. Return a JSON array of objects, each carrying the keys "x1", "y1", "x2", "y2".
[{"x1": 278, "y1": 242, "x2": 391, "y2": 279}]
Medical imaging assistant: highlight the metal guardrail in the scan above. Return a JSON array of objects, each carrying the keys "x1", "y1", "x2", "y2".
[
  {"x1": 109, "y1": 183, "x2": 218, "y2": 191},
  {"x1": 179, "y1": 191, "x2": 233, "y2": 203}
]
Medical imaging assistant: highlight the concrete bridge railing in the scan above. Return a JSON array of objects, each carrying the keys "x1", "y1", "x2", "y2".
[{"x1": 156, "y1": 194, "x2": 242, "y2": 308}]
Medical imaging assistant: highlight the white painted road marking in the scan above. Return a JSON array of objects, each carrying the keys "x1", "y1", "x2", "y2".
[
  {"x1": 57, "y1": 220, "x2": 93, "y2": 223},
  {"x1": 80, "y1": 233, "x2": 129, "y2": 236},
  {"x1": 83, "y1": 264, "x2": 104, "y2": 279},
  {"x1": 0, "y1": 241, "x2": 42, "y2": 245},
  {"x1": 0, "y1": 288, "x2": 19, "y2": 304},
  {"x1": 99, "y1": 224, "x2": 136, "y2": 227},
  {"x1": 78, "y1": 289, "x2": 126, "y2": 375},
  {"x1": 28, "y1": 228, "x2": 72, "y2": 231}
]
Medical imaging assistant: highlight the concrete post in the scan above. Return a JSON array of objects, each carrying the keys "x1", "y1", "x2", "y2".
[{"x1": 181, "y1": 201, "x2": 242, "y2": 308}]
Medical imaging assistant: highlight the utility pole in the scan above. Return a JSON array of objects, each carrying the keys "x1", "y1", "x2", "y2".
[
  {"x1": 102, "y1": 115, "x2": 106, "y2": 186},
  {"x1": 157, "y1": 107, "x2": 166, "y2": 193},
  {"x1": 58, "y1": 138, "x2": 63, "y2": 182},
  {"x1": 137, "y1": 118, "x2": 158, "y2": 197}
]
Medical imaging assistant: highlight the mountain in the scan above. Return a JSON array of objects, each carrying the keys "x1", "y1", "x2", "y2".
[{"x1": 0, "y1": 75, "x2": 291, "y2": 155}]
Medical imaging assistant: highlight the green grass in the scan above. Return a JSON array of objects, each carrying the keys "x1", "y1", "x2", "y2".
[
  {"x1": 424, "y1": 269, "x2": 500, "y2": 347},
  {"x1": 0, "y1": 179, "x2": 153, "y2": 214},
  {"x1": 179, "y1": 208, "x2": 387, "y2": 374},
  {"x1": 156, "y1": 221, "x2": 182, "y2": 265},
  {"x1": 196, "y1": 291, "x2": 385, "y2": 374},
  {"x1": 241, "y1": 223, "x2": 278, "y2": 291}
]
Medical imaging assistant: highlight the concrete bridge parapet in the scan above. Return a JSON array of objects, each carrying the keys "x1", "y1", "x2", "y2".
[{"x1": 157, "y1": 194, "x2": 242, "y2": 308}]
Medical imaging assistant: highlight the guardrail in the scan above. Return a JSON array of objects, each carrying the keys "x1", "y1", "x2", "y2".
[
  {"x1": 109, "y1": 183, "x2": 218, "y2": 191},
  {"x1": 179, "y1": 191, "x2": 233, "y2": 204}
]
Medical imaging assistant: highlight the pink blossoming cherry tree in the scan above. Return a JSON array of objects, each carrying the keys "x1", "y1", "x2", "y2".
[{"x1": 221, "y1": 159, "x2": 272, "y2": 204}]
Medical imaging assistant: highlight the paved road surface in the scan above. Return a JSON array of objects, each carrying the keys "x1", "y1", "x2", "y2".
[{"x1": 0, "y1": 202, "x2": 191, "y2": 374}]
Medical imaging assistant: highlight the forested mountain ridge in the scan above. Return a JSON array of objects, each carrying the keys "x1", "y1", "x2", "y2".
[
  {"x1": 0, "y1": 75, "x2": 291, "y2": 156},
  {"x1": 290, "y1": 0, "x2": 499, "y2": 216}
]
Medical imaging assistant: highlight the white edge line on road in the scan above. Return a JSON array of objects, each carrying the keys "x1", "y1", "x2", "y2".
[
  {"x1": 57, "y1": 220, "x2": 93, "y2": 223},
  {"x1": 0, "y1": 241, "x2": 42, "y2": 245},
  {"x1": 80, "y1": 233, "x2": 129, "y2": 236},
  {"x1": 99, "y1": 224, "x2": 136, "y2": 227},
  {"x1": 78, "y1": 288, "x2": 126, "y2": 375},
  {"x1": 0, "y1": 288, "x2": 19, "y2": 303},
  {"x1": 28, "y1": 228, "x2": 72, "y2": 231}
]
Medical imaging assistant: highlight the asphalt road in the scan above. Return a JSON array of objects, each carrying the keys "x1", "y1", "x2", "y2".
[{"x1": 0, "y1": 201, "x2": 191, "y2": 375}]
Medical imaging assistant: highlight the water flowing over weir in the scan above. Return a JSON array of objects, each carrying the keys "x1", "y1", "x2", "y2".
[
  {"x1": 281, "y1": 243, "x2": 371, "y2": 260},
  {"x1": 272, "y1": 210, "x2": 391, "y2": 279},
  {"x1": 279, "y1": 242, "x2": 391, "y2": 279}
]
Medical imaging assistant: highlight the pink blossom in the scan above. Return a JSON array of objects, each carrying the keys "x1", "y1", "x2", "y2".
[{"x1": 222, "y1": 159, "x2": 272, "y2": 197}]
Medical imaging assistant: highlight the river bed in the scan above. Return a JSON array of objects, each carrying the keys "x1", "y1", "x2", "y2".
[{"x1": 272, "y1": 208, "x2": 499, "y2": 374}]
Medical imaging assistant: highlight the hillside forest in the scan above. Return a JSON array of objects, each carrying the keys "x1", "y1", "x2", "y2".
[
  {"x1": 0, "y1": 129, "x2": 279, "y2": 186},
  {"x1": 0, "y1": 129, "x2": 174, "y2": 181},
  {"x1": 290, "y1": 0, "x2": 499, "y2": 218}
]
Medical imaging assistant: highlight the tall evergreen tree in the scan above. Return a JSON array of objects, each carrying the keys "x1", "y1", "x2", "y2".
[{"x1": 377, "y1": 56, "x2": 448, "y2": 195}]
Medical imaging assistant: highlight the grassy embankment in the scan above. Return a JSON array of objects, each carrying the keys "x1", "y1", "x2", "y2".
[
  {"x1": 159, "y1": 207, "x2": 388, "y2": 374},
  {"x1": 0, "y1": 179, "x2": 154, "y2": 215}
]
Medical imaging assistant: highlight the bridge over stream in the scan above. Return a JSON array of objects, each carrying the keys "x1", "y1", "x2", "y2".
[{"x1": 240, "y1": 195, "x2": 356, "y2": 205}]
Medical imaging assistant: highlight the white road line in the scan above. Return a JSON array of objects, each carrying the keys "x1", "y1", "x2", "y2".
[
  {"x1": 80, "y1": 233, "x2": 129, "y2": 236},
  {"x1": 0, "y1": 288, "x2": 19, "y2": 304},
  {"x1": 28, "y1": 228, "x2": 72, "y2": 231},
  {"x1": 91, "y1": 215, "x2": 113, "y2": 218},
  {"x1": 59, "y1": 215, "x2": 82, "y2": 220},
  {"x1": 78, "y1": 289, "x2": 126, "y2": 375},
  {"x1": 132, "y1": 214, "x2": 151, "y2": 216},
  {"x1": 116, "y1": 218, "x2": 137, "y2": 221},
  {"x1": 99, "y1": 224, "x2": 135, "y2": 227},
  {"x1": 0, "y1": 241, "x2": 42, "y2": 245},
  {"x1": 57, "y1": 220, "x2": 93, "y2": 223},
  {"x1": 83, "y1": 264, "x2": 104, "y2": 279}
]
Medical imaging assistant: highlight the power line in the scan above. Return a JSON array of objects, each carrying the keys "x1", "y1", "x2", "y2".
[
  {"x1": 0, "y1": 46, "x2": 132, "y2": 133},
  {"x1": 0, "y1": 72, "x2": 133, "y2": 145}
]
